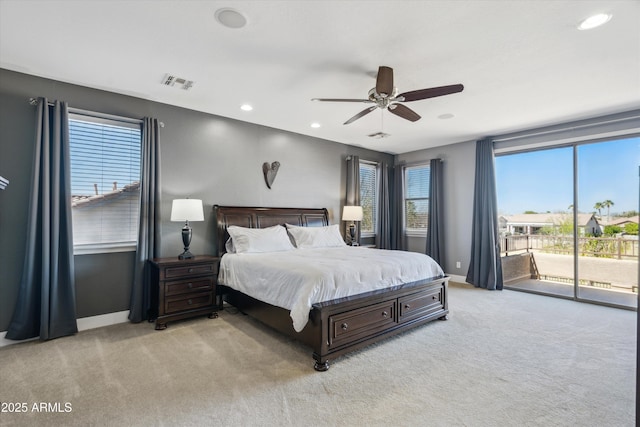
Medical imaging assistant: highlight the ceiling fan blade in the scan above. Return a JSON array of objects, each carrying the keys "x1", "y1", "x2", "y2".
[
  {"x1": 312, "y1": 98, "x2": 373, "y2": 103},
  {"x1": 388, "y1": 104, "x2": 421, "y2": 122},
  {"x1": 344, "y1": 106, "x2": 377, "y2": 125},
  {"x1": 376, "y1": 66, "x2": 394, "y2": 97},
  {"x1": 397, "y1": 84, "x2": 464, "y2": 102}
]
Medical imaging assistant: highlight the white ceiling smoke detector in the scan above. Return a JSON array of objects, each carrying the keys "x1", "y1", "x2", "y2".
[
  {"x1": 215, "y1": 8, "x2": 247, "y2": 29},
  {"x1": 161, "y1": 74, "x2": 194, "y2": 90}
]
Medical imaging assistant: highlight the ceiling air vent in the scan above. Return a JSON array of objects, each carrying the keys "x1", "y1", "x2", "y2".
[
  {"x1": 368, "y1": 132, "x2": 390, "y2": 139},
  {"x1": 161, "y1": 74, "x2": 194, "y2": 90}
]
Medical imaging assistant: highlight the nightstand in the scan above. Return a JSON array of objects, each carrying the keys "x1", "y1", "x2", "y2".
[{"x1": 149, "y1": 255, "x2": 219, "y2": 330}]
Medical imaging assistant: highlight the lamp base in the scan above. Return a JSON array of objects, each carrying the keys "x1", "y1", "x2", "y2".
[
  {"x1": 178, "y1": 250, "x2": 195, "y2": 260},
  {"x1": 178, "y1": 223, "x2": 194, "y2": 259},
  {"x1": 349, "y1": 222, "x2": 358, "y2": 246}
]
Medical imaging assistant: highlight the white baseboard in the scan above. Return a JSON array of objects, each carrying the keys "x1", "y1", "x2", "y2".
[
  {"x1": 446, "y1": 273, "x2": 467, "y2": 283},
  {"x1": 0, "y1": 310, "x2": 130, "y2": 348},
  {"x1": 0, "y1": 332, "x2": 37, "y2": 347},
  {"x1": 76, "y1": 310, "x2": 130, "y2": 332}
]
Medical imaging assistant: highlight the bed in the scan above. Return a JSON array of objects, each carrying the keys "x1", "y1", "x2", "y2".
[{"x1": 214, "y1": 205, "x2": 449, "y2": 371}]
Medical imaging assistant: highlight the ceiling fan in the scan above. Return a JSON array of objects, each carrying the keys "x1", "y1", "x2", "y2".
[{"x1": 312, "y1": 66, "x2": 464, "y2": 125}]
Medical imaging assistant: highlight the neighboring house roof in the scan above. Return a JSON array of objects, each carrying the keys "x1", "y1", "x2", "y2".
[
  {"x1": 72, "y1": 181, "x2": 140, "y2": 208},
  {"x1": 606, "y1": 215, "x2": 639, "y2": 226},
  {"x1": 500, "y1": 213, "x2": 597, "y2": 227}
]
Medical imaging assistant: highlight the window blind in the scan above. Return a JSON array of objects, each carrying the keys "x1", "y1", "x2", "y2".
[
  {"x1": 69, "y1": 115, "x2": 141, "y2": 253},
  {"x1": 359, "y1": 162, "x2": 378, "y2": 234},
  {"x1": 405, "y1": 165, "x2": 430, "y2": 231}
]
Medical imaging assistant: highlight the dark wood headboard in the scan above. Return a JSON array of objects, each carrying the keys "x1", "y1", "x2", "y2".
[{"x1": 213, "y1": 205, "x2": 329, "y2": 256}]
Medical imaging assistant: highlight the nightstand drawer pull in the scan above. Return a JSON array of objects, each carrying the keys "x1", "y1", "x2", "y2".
[
  {"x1": 187, "y1": 282, "x2": 193, "y2": 289},
  {"x1": 341, "y1": 323, "x2": 348, "y2": 330},
  {"x1": 188, "y1": 268, "x2": 194, "y2": 273},
  {"x1": 382, "y1": 311, "x2": 388, "y2": 318},
  {"x1": 404, "y1": 304, "x2": 411, "y2": 309},
  {"x1": 188, "y1": 299, "x2": 193, "y2": 305}
]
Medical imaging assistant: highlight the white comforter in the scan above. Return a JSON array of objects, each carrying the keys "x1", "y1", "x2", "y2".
[{"x1": 218, "y1": 246, "x2": 444, "y2": 332}]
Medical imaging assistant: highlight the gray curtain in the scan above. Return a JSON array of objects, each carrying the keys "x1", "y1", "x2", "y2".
[
  {"x1": 391, "y1": 164, "x2": 406, "y2": 250},
  {"x1": 128, "y1": 118, "x2": 161, "y2": 322},
  {"x1": 6, "y1": 98, "x2": 78, "y2": 340},
  {"x1": 426, "y1": 158, "x2": 444, "y2": 265},
  {"x1": 377, "y1": 162, "x2": 391, "y2": 249},
  {"x1": 345, "y1": 155, "x2": 360, "y2": 244},
  {"x1": 466, "y1": 138, "x2": 503, "y2": 290}
]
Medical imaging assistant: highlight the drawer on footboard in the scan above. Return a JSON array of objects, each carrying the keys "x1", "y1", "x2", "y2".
[
  {"x1": 328, "y1": 300, "x2": 396, "y2": 348},
  {"x1": 398, "y1": 285, "x2": 444, "y2": 323}
]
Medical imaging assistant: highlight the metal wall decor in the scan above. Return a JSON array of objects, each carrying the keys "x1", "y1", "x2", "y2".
[{"x1": 262, "y1": 161, "x2": 280, "y2": 189}]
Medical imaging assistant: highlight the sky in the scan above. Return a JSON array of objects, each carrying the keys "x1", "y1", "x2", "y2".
[{"x1": 495, "y1": 136, "x2": 640, "y2": 216}]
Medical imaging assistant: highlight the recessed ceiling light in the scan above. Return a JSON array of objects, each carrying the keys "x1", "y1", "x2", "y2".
[
  {"x1": 310, "y1": 122, "x2": 321, "y2": 128},
  {"x1": 578, "y1": 13, "x2": 612, "y2": 30},
  {"x1": 215, "y1": 8, "x2": 247, "y2": 29},
  {"x1": 438, "y1": 113, "x2": 455, "y2": 120},
  {"x1": 240, "y1": 104, "x2": 253, "y2": 111}
]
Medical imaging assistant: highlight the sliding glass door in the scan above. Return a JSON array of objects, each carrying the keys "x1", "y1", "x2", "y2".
[
  {"x1": 576, "y1": 138, "x2": 639, "y2": 307},
  {"x1": 496, "y1": 137, "x2": 638, "y2": 309},
  {"x1": 496, "y1": 146, "x2": 576, "y2": 298}
]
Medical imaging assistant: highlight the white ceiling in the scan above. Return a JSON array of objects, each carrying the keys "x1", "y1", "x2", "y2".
[{"x1": 1, "y1": 0, "x2": 639, "y2": 154}]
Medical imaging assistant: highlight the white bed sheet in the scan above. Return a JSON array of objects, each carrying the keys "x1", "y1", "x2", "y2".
[{"x1": 219, "y1": 246, "x2": 444, "y2": 332}]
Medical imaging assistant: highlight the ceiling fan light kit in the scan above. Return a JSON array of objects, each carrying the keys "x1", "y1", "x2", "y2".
[{"x1": 312, "y1": 66, "x2": 464, "y2": 125}]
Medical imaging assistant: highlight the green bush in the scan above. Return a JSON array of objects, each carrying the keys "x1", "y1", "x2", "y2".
[
  {"x1": 603, "y1": 225, "x2": 622, "y2": 236},
  {"x1": 624, "y1": 223, "x2": 638, "y2": 235}
]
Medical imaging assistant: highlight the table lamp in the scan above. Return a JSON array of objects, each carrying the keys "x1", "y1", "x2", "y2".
[
  {"x1": 171, "y1": 199, "x2": 204, "y2": 259},
  {"x1": 342, "y1": 205, "x2": 363, "y2": 246}
]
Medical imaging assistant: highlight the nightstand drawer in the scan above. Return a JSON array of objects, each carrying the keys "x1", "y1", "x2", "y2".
[
  {"x1": 165, "y1": 278, "x2": 213, "y2": 296},
  {"x1": 165, "y1": 291, "x2": 214, "y2": 314},
  {"x1": 164, "y1": 263, "x2": 217, "y2": 279}
]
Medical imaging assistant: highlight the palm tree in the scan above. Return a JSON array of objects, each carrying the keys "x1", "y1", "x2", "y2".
[
  {"x1": 601, "y1": 199, "x2": 614, "y2": 222},
  {"x1": 593, "y1": 202, "x2": 603, "y2": 217}
]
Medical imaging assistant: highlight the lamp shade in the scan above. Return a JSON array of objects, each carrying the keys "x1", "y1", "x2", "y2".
[
  {"x1": 171, "y1": 199, "x2": 204, "y2": 222},
  {"x1": 342, "y1": 206, "x2": 363, "y2": 221}
]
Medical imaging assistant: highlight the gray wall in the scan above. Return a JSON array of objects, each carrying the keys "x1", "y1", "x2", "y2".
[
  {"x1": 396, "y1": 141, "x2": 476, "y2": 276},
  {"x1": 0, "y1": 68, "x2": 393, "y2": 331}
]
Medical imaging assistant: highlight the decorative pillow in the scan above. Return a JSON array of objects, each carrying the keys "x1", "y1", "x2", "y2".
[
  {"x1": 227, "y1": 225, "x2": 294, "y2": 254},
  {"x1": 285, "y1": 224, "x2": 346, "y2": 248}
]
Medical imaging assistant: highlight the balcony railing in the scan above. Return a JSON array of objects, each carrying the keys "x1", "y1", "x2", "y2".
[{"x1": 501, "y1": 234, "x2": 639, "y2": 260}]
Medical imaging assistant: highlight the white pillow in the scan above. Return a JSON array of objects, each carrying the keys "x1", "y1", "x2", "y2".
[
  {"x1": 227, "y1": 225, "x2": 294, "y2": 254},
  {"x1": 285, "y1": 224, "x2": 346, "y2": 248}
]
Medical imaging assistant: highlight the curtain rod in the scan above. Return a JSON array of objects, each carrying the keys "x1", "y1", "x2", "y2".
[
  {"x1": 28, "y1": 97, "x2": 164, "y2": 127},
  {"x1": 396, "y1": 158, "x2": 442, "y2": 167}
]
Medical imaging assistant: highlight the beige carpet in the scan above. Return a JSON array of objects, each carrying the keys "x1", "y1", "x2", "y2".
[{"x1": 0, "y1": 283, "x2": 636, "y2": 427}]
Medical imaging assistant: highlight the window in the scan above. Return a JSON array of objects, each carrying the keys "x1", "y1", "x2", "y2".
[
  {"x1": 404, "y1": 164, "x2": 430, "y2": 234},
  {"x1": 359, "y1": 161, "x2": 378, "y2": 235},
  {"x1": 69, "y1": 114, "x2": 142, "y2": 254}
]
